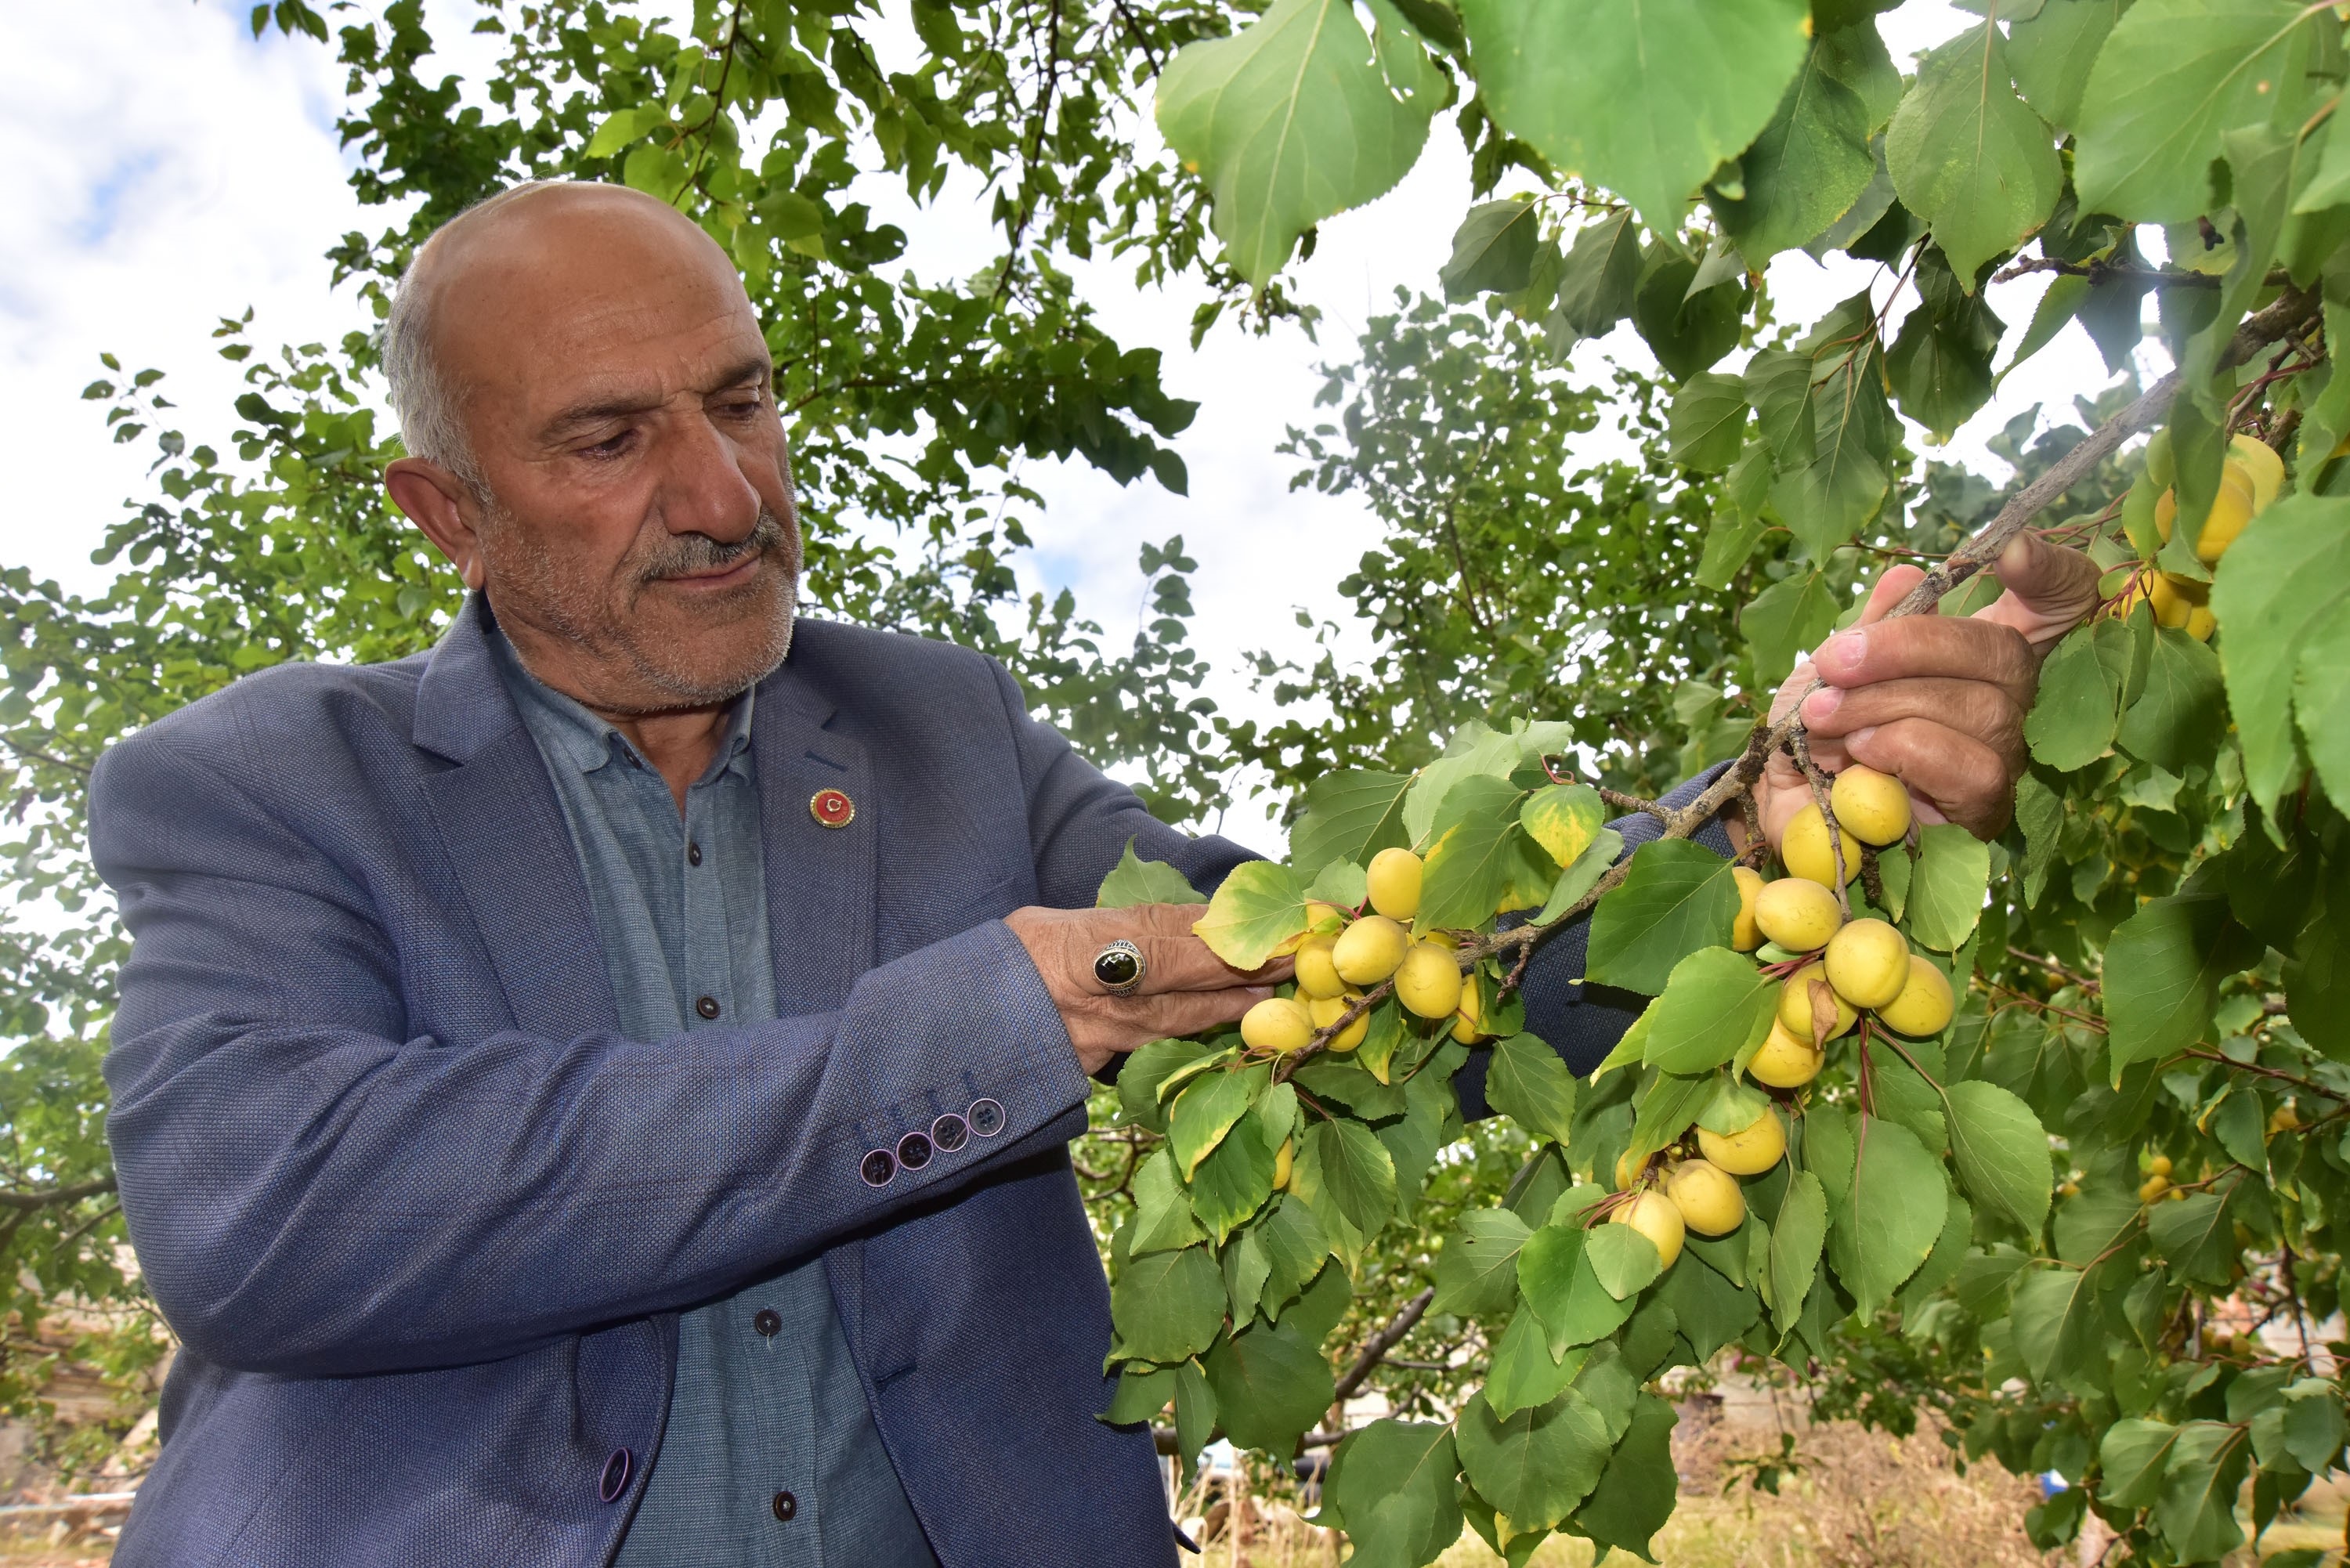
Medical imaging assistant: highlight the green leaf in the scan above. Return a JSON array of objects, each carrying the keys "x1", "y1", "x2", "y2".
[
  {"x1": 1885, "y1": 248, "x2": 2004, "y2": 435},
  {"x1": 1746, "y1": 346, "x2": 1819, "y2": 468},
  {"x1": 1667, "y1": 373, "x2": 1752, "y2": 471},
  {"x1": 1191, "y1": 860, "x2": 1310, "y2": 969},
  {"x1": 1520, "y1": 784, "x2": 1605, "y2": 868},
  {"x1": 1190, "y1": 1107, "x2": 1278, "y2": 1244},
  {"x1": 1944, "y1": 1081, "x2": 2053, "y2": 1234},
  {"x1": 1102, "y1": 1363, "x2": 1175, "y2": 1425},
  {"x1": 1174, "y1": 1358, "x2": 1217, "y2": 1476},
  {"x1": 1433, "y1": 1208, "x2": 1533, "y2": 1318},
  {"x1": 1289, "y1": 770, "x2": 1413, "y2": 880},
  {"x1": 1824, "y1": 1115, "x2": 1947, "y2": 1316},
  {"x1": 1696, "y1": 508, "x2": 1770, "y2": 592},
  {"x1": 2075, "y1": 0, "x2": 2312, "y2": 223},
  {"x1": 2024, "y1": 620, "x2": 2130, "y2": 770},
  {"x1": 1202, "y1": 1312, "x2": 1338, "y2": 1453},
  {"x1": 1417, "y1": 775, "x2": 1527, "y2": 932},
  {"x1": 1455, "y1": 0, "x2": 1813, "y2": 233},
  {"x1": 1324, "y1": 1421, "x2": 1464, "y2": 1567},
  {"x1": 1584, "y1": 1222, "x2": 1664, "y2": 1300},
  {"x1": 1885, "y1": 23, "x2": 2060, "y2": 280},
  {"x1": 1303, "y1": 857, "x2": 1368, "y2": 912},
  {"x1": 1550, "y1": 210, "x2": 1643, "y2": 340},
  {"x1": 1905, "y1": 823, "x2": 1990, "y2": 952},
  {"x1": 1518, "y1": 1218, "x2": 1637, "y2": 1349},
  {"x1": 1742, "y1": 569, "x2": 1844, "y2": 683},
  {"x1": 2105, "y1": 887, "x2": 2259, "y2": 1080},
  {"x1": 1764, "y1": 1169, "x2": 1828, "y2": 1332},
  {"x1": 1770, "y1": 327, "x2": 1892, "y2": 557},
  {"x1": 1567, "y1": 1393, "x2": 1678, "y2": 1560},
  {"x1": 1532, "y1": 829, "x2": 1625, "y2": 927},
  {"x1": 1641, "y1": 945, "x2": 1780, "y2": 1075},
  {"x1": 2283, "y1": 1386, "x2": 2347, "y2": 1473},
  {"x1": 2008, "y1": 0, "x2": 2127, "y2": 134},
  {"x1": 1455, "y1": 1389, "x2": 1614, "y2": 1532},
  {"x1": 1483, "y1": 1306, "x2": 1582, "y2": 1418},
  {"x1": 1112, "y1": 1245, "x2": 1228, "y2": 1363},
  {"x1": 2011, "y1": 1263, "x2": 2107, "y2": 1386},
  {"x1": 2295, "y1": 606, "x2": 2350, "y2": 809},
  {"x1": 1631, "y1": 250, "x2": 1746, "y2": 381},
  {"x1": 2154, "y1": 1422, "x2": 2250, "y2": 1563},
  {"x1": 2099, "y1": 1418, "x2": 2182, "y2": 1508},
  {"x1": 1484, "y1": 1033, "x2": 1579, "y2": 1147},
  {"x1": 1096, "y1": 838, "x2": 1206, "y2": 908},
  {"x1": 2208, "y1": 496, "x2": 2350, "y2": 814},
  {"x1": 2147, "y1": 1190, "x2": 2236, "y2": 1287},
  {"x1": 1713, "y1": 33, "x2": 1878, "y2": 262},
  {"x1": 1170, "y1": 1065, "x2": 1265, "y2": 1179},
  {"x1": 1442, "y1": 199, "x2": 1542, "y2": 300},
  {"x1": 1155, "y1": 0, "x2": 1440, "y2": 287},
  {"x1": 1628, "y1": 1068, "x2": 1716, "y2": 1165},
  {"x1": 2117, "y1": 627, "x2": 2226, "y2": 773},
  {"x1": 1118, "y1": 1038, "x2": 1224, "y2": 1134},
  {"x1": 1131, "y1": 1148, "x2": 1210, "y2": 1255},
  {"x1": 1585, "y1": 840, "x2": 1740, "y2": 995},
  {"x1": 1256, "y1": 1196, "x2": 1333, "y2": 1319},
  {"x1": 1654, "y1": 1239, "x2": 1762, "y2": 1356},
  {"x1": 1303, "y1": 1118, "x2": 1399, "y2": 1235}
]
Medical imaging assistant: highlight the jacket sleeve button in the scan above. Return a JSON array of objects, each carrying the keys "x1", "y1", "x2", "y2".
[
  {"x1": 860, "y1": 1148, "x2": 897, "y2": 1187},
  {"x1": 598, "y1": 1448, "x2": 633, "y2": 1503}
]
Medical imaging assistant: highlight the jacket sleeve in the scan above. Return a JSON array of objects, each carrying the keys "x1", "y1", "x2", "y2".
[
  {"x1": 1454, "y1": 763, "x2": 1739, "y2": 1111},
  {"x1": 92, "y1": 729, "x2": 1097, "y2": 1380}
]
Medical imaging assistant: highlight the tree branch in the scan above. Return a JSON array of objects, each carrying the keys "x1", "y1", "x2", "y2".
[
  {"x1": 1332, "y1": 1286, "x2": 1434, "y2": 1406},
  {"x1": 1989, "y1": 256, "x2": 2291, "y2": 291},
  {"x1": 0, "y1": 1177, "x2": 117, "y2": 1212}
]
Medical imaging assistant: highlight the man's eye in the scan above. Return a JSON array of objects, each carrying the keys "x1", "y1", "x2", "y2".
[
  {"x1": 719, "y1": 397, "x2": 764, "y2": 418},
  {"x1": 581, "y1": 430, "x2": 633, "y2": 457}
]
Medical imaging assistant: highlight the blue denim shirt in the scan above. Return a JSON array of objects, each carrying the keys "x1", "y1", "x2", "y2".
[{"x1": 493, "y1": 631, "x2": 938, "y2": 1568}]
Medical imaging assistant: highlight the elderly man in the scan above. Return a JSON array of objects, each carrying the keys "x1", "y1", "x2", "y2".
[{"x1": 89, "y1": 181, "x2": 2095, "y2": 1567}]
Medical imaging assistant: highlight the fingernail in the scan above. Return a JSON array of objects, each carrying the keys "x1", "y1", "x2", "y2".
[
  {"x1": 1846, "y1": 725, "x2": 1878, "y2": 750},
  {"x1": 1819, "y1": 630, "x2": 1866, "y2": 673},
  {"x1": 1802, "y1": 688, "x2": 1843, "y2": 722}
]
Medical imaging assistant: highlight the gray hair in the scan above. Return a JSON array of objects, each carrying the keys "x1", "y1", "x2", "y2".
[{"x1": 380, "y1": 179, "x2": 577, "y2": 493}]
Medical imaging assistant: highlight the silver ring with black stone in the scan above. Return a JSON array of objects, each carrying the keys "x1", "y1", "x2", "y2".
[{"x1": 1094, "y1": 938, "x2": 1146, "y2": 997}]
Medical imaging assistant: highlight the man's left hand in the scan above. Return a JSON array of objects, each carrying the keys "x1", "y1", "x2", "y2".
[{"x1": 1754, "y1": 533, "x2": 2103, "y2": 845}]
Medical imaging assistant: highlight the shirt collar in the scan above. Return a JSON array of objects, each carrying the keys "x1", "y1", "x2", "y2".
[{"x1": 487, "y1": 625, "x2": 757, "y2": 786}]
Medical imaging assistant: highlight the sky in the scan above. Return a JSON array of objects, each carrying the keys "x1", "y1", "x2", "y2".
[{"x1": 0, "y1": 0, "x2": 2149, "y2": 841}]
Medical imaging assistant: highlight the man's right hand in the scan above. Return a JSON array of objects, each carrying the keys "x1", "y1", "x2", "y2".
[{"x1": 1004, "y1": 904, "x2": 1285, "y2": 1075}]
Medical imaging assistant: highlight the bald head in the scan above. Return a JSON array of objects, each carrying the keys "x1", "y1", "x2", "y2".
[
  {"x1": 383, "y1": 182, "x2": 743, "y2": 483},
  {"x1": 380, "y1": 179, "x2": 802, "y2": 723}
]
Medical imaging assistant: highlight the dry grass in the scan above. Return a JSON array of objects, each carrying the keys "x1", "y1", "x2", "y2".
[{"x1": 1182, "y1": 1409, "x2": 2066, "y2": 1568}]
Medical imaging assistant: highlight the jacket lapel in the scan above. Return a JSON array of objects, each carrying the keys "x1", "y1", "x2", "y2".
[
  {"x1": 751, "y1": 656, "x2": 876, "y2": 1016},
  {"x1": 413, "y1": 595, "x2": 618, "y2": 1041}
]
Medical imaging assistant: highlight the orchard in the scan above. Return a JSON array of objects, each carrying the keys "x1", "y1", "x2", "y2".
[{"x1": 1, "y1": 0, "x2": 2348, "y2": 1563}]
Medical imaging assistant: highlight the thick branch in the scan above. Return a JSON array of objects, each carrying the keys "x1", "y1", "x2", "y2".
[
  {"x1": 1332, "y1": 1286, "x2": 1435, "y2": 1405},
  {"x1": 1990, "y1": 256, "x2": 2291, "y2": 291},
  {"x1": 0, "y1": 1177, "x2": 117, "y2": 1212}
]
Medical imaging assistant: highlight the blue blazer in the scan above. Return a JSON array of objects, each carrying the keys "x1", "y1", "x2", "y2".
[{"x1": 89, "y1": 597, "x2": 1256, "y2": 1566}]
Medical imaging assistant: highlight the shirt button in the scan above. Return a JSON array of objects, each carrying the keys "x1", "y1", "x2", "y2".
[
  {"x1": 753, "y1": 1308, "x2": 781, "y2": 1338},
  {"x1": 772, "y1": 1490, "x2": 797, "y2": 1523},
  {"x1": 696, "y1": 995, "x2": 721, "y2": 1020},
  {"x1": 687, "y1": 840, "x2": 703, "y2": 866}
]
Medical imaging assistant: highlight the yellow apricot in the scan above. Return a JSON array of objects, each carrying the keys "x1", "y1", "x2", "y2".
[
  {"x1": 1307, "y1": 992, "x2": 1369, "y2": 1052},
  {"x1": 1824, "y1": 918, "x2": 1909, "y2": 1010},
  {"x1": 1755, "y1": 877, "x2": 1843, "y2": 952},
  {"x1": 1295, "y1": 934, "x2": 1347, "y2": 999},
  {"x1": 1452, "y1": 979, "x2": 1488, "y2": 1044},
  {"x1": 1731, "y1": 866, "x2": 1764, "y2": 952},
  {"x1": 1614, "y1": 1147, "x2": 1651, "y2": 1191},
  {"x1": 1877, "y1": 956, "x2": 1954, "y2": 1037},
  {"x1": 1303, "y1": 901, "x2": 1347, "y2": 934},
  {"x1": 2231, "y1": 432, "x2": 2283, "y2": 512},
  {"x1": 1782, "y1": 804, "x2": 1861, "y2": 887},
  {"x1": 1778, "y1": 962, "x2": 1858, "y2": 1042},
  {"x1": 2148, "y1": 1154, "x2": 2173, "y2": 1178},
  {"x1": 1273, "y1": 1137, "x2": 1294, "y2": 1190},
  {"x1": 1332, "y1": 916, "x2": 1409, "y2": 986},
  {"x1": 2139, "y1": 1174, "x2": 2171, "y2": 1204},
  {"x1": 1748, "y1": 1019, "x2": 1826, "y2": 1089},
  {"x1": 2186, "y1": 605, "x2": 2216, "y2": 641},
  {"x1": 1830, "y1": 765, "x2": 1911, "y2": 847},
  {"x1": 1697, "y1": 1106, "x2": 1787, "y2": 1176},
  {"x1": 1365, "y1": 847, "x2": 1423, "y2": 921},
  {"x1": 2160, "y1": 467, "x2": 2256, "y2": 563},
  {"x1": 1611, "y1": 1190, "x2": 1685, "y2": 1270},
  {"x1": 1393, "y1": 942, "x2": 1464, "y2": 1019},
  {"x1": 1665, "y1": 1158, "x2": 1747, "y2": 1237},
  {"x1": 1240, "y1": 996, "x2": 1314, "y2": 1053}
]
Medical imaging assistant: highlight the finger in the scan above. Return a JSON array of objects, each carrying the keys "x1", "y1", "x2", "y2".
[
  {"x1": 1810, "y1": 613, "x2": 2038, "y2": 708},
  {"x1": 1799, "y1": 677, "x2": 2026, "y2": 757},
  {"x1": 1123, "y1": 985, "x2": 1275, "y2": 1040},
  {"x1": 1098, "y1": 904, "x2": 1293, "y2": 995},
  {"x1": 1841, "y1": 720, "x2": 2015, "y2": 836},
  {"x1": 1852, "y1": 564, "x2": 1929, "y2": 627},
  {"x1": 1973, "y1": 533, "x2": 2103, "y2": 651}
]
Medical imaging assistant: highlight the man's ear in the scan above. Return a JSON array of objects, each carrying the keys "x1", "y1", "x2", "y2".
[{"x1": 385, "y1": 458, "x2": 489, "y2": 591}]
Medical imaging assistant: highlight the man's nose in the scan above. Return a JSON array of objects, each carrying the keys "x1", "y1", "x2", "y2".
[{"x1": 656, "y1": 406, "x2": 763, "y2": 541}]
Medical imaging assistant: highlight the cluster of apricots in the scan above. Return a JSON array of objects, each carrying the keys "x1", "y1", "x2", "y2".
[
  {"x1": 1603, "y1": 764, "x2": 1954, "y2": 1271},
  {"x1": 2113, "y1": 430, "x2": 2283, "y2": 639}
]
